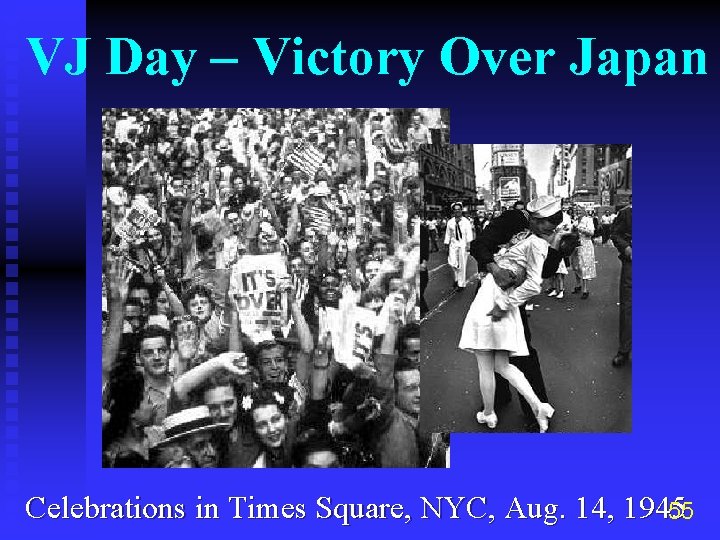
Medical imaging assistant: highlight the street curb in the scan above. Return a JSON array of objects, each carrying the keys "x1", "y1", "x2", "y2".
[{"x1": 421, "y1": 272, "x2": 480, "y2": 324}]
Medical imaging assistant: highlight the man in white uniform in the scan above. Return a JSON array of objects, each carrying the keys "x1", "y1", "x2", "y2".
[{"x1": 444, "y1": 202, "x2": 474, "y2": 289}]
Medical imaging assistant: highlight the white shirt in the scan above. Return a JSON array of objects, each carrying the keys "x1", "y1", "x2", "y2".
[
  {"x1": 493, "y1": 235, "x2": 549, "y2": 311},
  {"x1": 444, "y1": 216, "x2": 474, "y2": 246}
]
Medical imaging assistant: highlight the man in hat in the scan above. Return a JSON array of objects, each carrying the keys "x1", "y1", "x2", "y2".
[
  {"x1": 444, "y1": 202, "x2": 474, "y2": 289},
  {"x1": 469, "y1": 195, "x2": 578, "y2": 427},
  {"x1": 152, "y1": 405, "x2": 229, "y2": 468}
]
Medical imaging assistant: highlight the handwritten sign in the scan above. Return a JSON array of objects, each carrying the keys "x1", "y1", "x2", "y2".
[{"x1": 228, "y1": 253, "x2": 289, "y2": 341}]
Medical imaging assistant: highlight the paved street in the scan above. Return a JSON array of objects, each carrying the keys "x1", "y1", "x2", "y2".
[{"x1": 420, "y1": 241, "x2": 632, "y2": 433}]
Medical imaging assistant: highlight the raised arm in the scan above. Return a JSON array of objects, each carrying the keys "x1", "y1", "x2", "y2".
[
  {"x1": 154, "y1": 265, "x2": 185, "y2": 317},
  {"x1": 102, "y1": 257, "x2": 133, "y2": 383},
  {"x1": 172, "y1": 352, "x2": 248, "y2": 402}
]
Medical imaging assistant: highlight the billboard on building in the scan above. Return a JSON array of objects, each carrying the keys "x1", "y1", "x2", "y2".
[
  {"x1": 493, "y1": 151, "x2": 521, "y2": 167},
  {"x1": 499, "y1": 177, "x2": 521, "y2": 200},
  {"x1": 598, "y1": 159, "x2": 630, "y2": 206}
]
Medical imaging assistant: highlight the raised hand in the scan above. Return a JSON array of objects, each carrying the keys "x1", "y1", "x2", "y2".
[
  {"x1": 214, "y1": 352, "x2": 250, "y2": 378},
  {"x1": 107, "y1": 255, "x2": 135, "y2": 303}
]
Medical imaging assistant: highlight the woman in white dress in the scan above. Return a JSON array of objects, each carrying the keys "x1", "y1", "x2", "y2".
[
  {"x1": 546, "y1": 211, "x2": 572, "y2": 299},
  {"x1": 459, "y1": 197, "x2": 563, "y2": 433},
  {"x1": 571, "y1": 208, "x2": 597, "y2": 299}
]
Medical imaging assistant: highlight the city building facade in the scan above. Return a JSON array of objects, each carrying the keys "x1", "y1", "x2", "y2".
[
  {"x1": 572, "y1": 144, "x2": 632, "y2": 206},
  {"x1": 420, "y1": 143, "x2": 476, "y2": 215}
]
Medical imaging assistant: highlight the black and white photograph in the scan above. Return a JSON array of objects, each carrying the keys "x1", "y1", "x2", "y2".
[
  {"x1": 419, "y1": 144, "x2": 632, "y2": 433},
  {"x1": 100, "y1": 107, "x2": 451, "y2": 467}
]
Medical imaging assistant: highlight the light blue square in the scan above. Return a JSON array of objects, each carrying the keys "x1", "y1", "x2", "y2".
[
  {"x1": 6, "y1": 300, "x2": 18, "y2": 313},
  {"x1": 6, "y1": 228, "x2": 18, "y2": 241},
  {"x1": 6, "y1": 173, "x2": 18, "y2": 187},
  {"x1": 6, "y1": 336, "x2": 19, "y2": 350},
  {"x1": 6, "y1": 318, "x2": 18, "y2": 332},
  {"x1": 6, "y1": 156, "x2": 18, "y2": 170},
  {"x1": 6, "y1": 371, "x2": 19, "y2": 385},
  {"x1": 6, "y1": 408, "x2": 18, "y2": 422},
  {"x1": 6, "y1": 264, "x2": 18, "y2": 277},
  {"x1": 6, "y1": 246, "x2": 18, "y2": 259},
  {"x1": 5, "y1": 353, "x2": 18, "y2": 368},
  {"x1": 5, "y1": 138, "x2": 18, "y2": 152},
  {"x1": 6, "y1": 191, "x2": 18, "y2": 205},
  {"x1": 6, "y1": 282, "x2": 18, "y2": 295},
  {"x1": 6, "y1": 389, "x2": 18, "y2": 404}
]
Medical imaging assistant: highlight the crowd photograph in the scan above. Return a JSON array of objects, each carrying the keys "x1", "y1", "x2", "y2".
[
  {"x1": 100, "y1": 107, "x2": 450, "y2": 467},
  {"x1": 420, "y1": 144, "x2": 632, "y2": 434}
]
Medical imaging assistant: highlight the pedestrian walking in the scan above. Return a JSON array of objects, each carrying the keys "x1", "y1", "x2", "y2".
[
  {"x1": 571, "y1": 207, "x2": 597, "y2": 299},
  {"x1": 444, "y1": 202, "x2": 474, "y2": 289}
]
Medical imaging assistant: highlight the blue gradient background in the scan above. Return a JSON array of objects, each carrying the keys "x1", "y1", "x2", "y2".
[{"x1": 2, "y1": 2, "x2": 719, "y2": 538}]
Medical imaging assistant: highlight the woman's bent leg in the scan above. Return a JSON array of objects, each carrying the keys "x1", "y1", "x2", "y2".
[
  {"x1": 494, "y1": 351, "x2": 541, "y2": 414},
  {"x1": 495, "y1": 351, "x2": 554, "y2": 432}
]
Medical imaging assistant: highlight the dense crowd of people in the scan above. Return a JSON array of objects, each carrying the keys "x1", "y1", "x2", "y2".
[{"x1": 101, "y1": 107, "x2": 449, "y2": 468}]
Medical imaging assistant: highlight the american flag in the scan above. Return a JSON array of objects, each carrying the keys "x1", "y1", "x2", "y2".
[{"x1": 285, "y1": 141, "x2": 325, "y2": 179}]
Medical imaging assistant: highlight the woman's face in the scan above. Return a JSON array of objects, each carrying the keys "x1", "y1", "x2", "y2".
[
  {"x1": 529, "y1": 216, "x2": 557, "y2": 237},
  {"x1": 155, "y1": 290, "x2": 170, "y2": 316},
  {"x1": 252, "y1": 404, "x2": 287, "y2": 449},
  {"x1": 187, "y1": 294, "x2": 212, "y2": 323}
]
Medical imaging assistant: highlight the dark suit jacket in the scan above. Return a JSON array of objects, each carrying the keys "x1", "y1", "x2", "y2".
[{"x1": 610, "y1": 205, "x2": 632, "y2": 261}]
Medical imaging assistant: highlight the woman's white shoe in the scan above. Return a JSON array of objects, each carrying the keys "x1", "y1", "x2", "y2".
[
  {"x1": 476, "y1": 411, "x2": 498, "y2": 429},
  {"x1": 536, "y1": 404, "x2": 555, "y2": 433}
]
